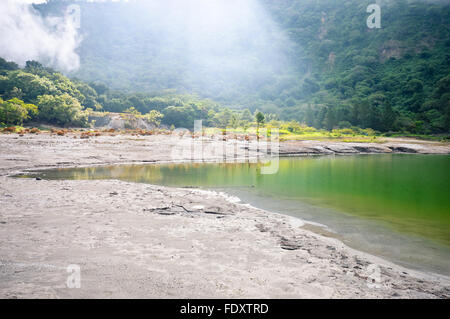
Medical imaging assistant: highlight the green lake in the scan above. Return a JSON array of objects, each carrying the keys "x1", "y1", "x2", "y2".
[{"x1": 19, "y1": 154, "x2": 450, "y2": 275}]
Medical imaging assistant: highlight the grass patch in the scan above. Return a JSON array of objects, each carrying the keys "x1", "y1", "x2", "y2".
[
  {"x1": 204, "y1": 125, "x2": 384, "y2": 142},
  {"x1": 384, "y1": 133, "x2": 450, "y2": 142}
]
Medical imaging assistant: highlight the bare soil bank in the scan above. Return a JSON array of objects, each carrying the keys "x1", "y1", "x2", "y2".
[{"x1": 0, "y1": 134, "x2": 449, "y2": 298}]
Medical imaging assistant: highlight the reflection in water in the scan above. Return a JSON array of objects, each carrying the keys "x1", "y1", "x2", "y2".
[{"x1": 20, "y1": 154, "x2": 450, "y2": 275}]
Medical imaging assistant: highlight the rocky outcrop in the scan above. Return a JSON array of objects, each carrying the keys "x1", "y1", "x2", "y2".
[
  {"x1": 387, "y1": 146, "x2": 418, "y2": 153},
  {"x1": 279, "y1": 141, "x2": 450, "y2": 155}
]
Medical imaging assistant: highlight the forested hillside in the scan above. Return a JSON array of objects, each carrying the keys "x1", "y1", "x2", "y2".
[
  {"x1": 0, "y1": 57, "x2": 223, "y2": 128},
  {"x1": 261, "y1": 0, "x2": 450, "y2": 133},
  {"x1": 25, "y1": 0, "x2": 450, "y2": 133},
  {"x1": 0, "y1": 57, "x2": 261, "y2": 130},
  {"x1": 0, "y1": 58, "x2": 92, "y2": 127}
]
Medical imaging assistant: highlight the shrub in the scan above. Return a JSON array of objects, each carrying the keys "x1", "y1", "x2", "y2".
[
  {"x1": 0, "y1": 98, "x2": 38, "y2": 125},
  {"x1": 332, "y1": 128, "x2": 355, "y2": 135},
  {"x1": 362, "y1": 128, "x2": 377, "y2": 136},
  {"x1": 3, "y1": 126, "x2": 16, "y2": 132},
  {"x1": 37, "y1": 94, "x2": 88, "y2": 127}
]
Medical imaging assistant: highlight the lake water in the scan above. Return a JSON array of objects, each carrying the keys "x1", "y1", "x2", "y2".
[{"x1": 19, "y1": 154, "x2": 450, "y2": 275}]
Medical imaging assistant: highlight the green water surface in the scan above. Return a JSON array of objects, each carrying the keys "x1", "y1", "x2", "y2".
[{"x1": 19, "y1": 154, "x2": 450, "y2": 274}]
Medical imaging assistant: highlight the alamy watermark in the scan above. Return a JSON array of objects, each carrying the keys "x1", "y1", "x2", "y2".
[
  {"x1": 367, "y1": 4, "x2": 381, "y2": 29},
  {"x1": 64, "y1": 3, "x2": 381, "y2": 31},
  {"x1": 66, "y1": 264, "x2": 81, "y2": 289}
]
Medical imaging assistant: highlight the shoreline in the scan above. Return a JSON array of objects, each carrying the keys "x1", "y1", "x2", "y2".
[
  {"x1": 15, "y1": 159, "x2": 450, "y2": 278},
  {"x1": 0, "y1": 134, "x2": 449, "y2": 298},
  {"x1": 212, "y1": 185, "x2": 450, "y2": 275}
]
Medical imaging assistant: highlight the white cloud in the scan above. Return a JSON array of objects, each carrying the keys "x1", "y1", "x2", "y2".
[{"x1": 0, "y1": 0, "x2": 81, "y2": 71}]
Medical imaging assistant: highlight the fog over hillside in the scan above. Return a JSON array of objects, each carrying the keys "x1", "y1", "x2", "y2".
[
  {"x1": 1, "y1": 0, "x2": 449, "y2": 133},
  {"x1": 68, "y1": 0, "x2": 300, "y2": 102}
]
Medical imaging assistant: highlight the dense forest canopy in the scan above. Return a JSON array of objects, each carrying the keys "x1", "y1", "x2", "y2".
[
  {"x1": 0, "y1": 0, "x2": 449, "y2": 133},
  {"x1": 0, "y1": 57, "x2": 262, "y2": 129}
]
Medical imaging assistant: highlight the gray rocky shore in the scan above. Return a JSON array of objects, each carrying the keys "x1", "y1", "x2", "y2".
[{"x1": 0, "y1": 133, "x2": 449, "y2": 298}]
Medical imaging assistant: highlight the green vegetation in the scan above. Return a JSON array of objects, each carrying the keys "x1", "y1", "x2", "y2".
[
  {"x1": 36, "y1": 94, "x2": 88, "y2": 126},
  {"x1": 2, "y1": 0, "x2": 449, "y2": 136},
  {"x1": 0, "y1": 55, "x2": 448, "y2": 142},
  {"x1": 0, "y1": 97, "x2": 37, "y2": 126},
  {"x1": 260, "y1": 0, "x2": 450, "y2": 134},
  {"x1": 34, "y1": 0, "x2": 450, "y2": 134},
  {"x1": 204, "y1": 121, "x2": 383, "y2": 143},
  {"x1": 0, "y1": 58, "x2": 95, "y2": 127}
]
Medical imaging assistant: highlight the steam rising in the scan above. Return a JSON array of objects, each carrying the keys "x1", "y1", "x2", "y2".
[
  {"x1": 0, "y1": 0, "x2": 81, "y2": 71},
  {"x1": 75, "y1": 0, "x2": 296, "y2": 99},
  {"x1": 0, "y1": 0, "x2": 295, "y2": 98}
]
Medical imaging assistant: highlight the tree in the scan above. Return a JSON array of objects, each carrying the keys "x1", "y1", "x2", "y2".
[
  {"x1": 229, "y1": 113, "x2": 239, "y2": 129},
  {"x1": 302, "y1": 78, "x2": 320, "y2": 96},
  {"x1": 144, "y1": 110, "x2": 164, "y2": 126},
  {"x1": 25, "y1": 60, "x2": 47, "y2": 75},
  {"x1": 0, "y1": 98, "x2": 38, "y2": 125},
  {"x1": 213, "y1": 108, "x2": 233, "y2": 129},
  {"x1": 0, "y1": 58, "x2": 19, "y2": 72},
  {"x1": 255, "y1": 111, "x2": 265, "y2": 138},
  {"x1": 7, "y1": 71, "x2": 56, "y2": 102},
  {"x1": 445, "y1": 103, "x2": 450, "y2": 131},
  {"x1": 255, "y1": 111, "x2": 265, "y2": 126},
  {"x1": 305, "y1": 104, "x2": 315, "y2": 127},
  {"x1": 6, "y1": 87, "x2": 23, "y2": 100},
  {"x1": 381, "y1": 101, "x2": 397, "y2": 132},
  {"x1": 89, "y1": 81, "x2": 109, "y2": 96},
  {"x1": 124, "y1": 107, "x2": 141, "y2": 116},
  {"x1": 241, "y1": 109, "x2": 253, "y2": 123},
  {"x1": 37, "y1": 94, "x2": 87, "y2": 126},
  {"x1": 435, "y1": 75, "x2": 450, "y2": 98},
  {"x1": 282, "y1": 120, "x2": 303, "y2": 133},
  {"x1": 403, "y1": 79, "x2": 424, "y2": 96},
  {"x1": 324, "y1": 107, "x2": 337, "y2": 131},
  {"x1": 76, "y1": 82, "x2": 101, "y2": 110},
  {"x1": 162, "y1": 105, "x2": 195, "y2": 128}
]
